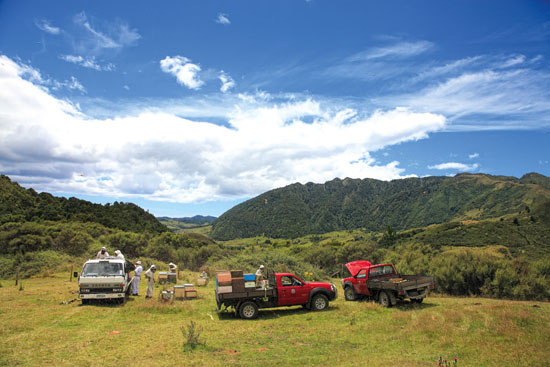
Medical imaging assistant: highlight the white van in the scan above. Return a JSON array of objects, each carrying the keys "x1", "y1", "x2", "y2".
[{"x1": 77, "y1": 257, "x2": 135, "y2": 304}]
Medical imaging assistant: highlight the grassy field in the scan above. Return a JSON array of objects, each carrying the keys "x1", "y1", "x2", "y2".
[{"x1": 1, "y1": 273, "x2": 549, "y2": 367}]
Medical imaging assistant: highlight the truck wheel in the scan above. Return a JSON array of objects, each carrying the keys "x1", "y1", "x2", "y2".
[
  {"x1": 311, "y1": 294, "x2": 329, "y2": 311},
  {"x1": 378, "y1": 291, "x2": 392, "y2": 308},
  {"x1": 411, "y1": 297, "x2": 424, "y2": 304},
  {"x1": 239, "y1": 301, "x2": 259, "y2": 319},
  {"x1": 344, "y1": 286, "x2": 357, "y2": 301}
]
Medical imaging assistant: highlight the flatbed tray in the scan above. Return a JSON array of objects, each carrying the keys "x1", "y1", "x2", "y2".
[{"x1": 217, "y1": 287, "x2": 276, "y2": 300}]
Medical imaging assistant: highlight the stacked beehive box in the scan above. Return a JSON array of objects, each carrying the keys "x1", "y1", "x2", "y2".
[
  {"x1": 158, "y1": 272, "x2": 168, "y2": 284},
  {"x1": 216, "y1": 271, "x2": 232, "y2": 293},
  {"x1": 244, "y1": 273, "x2": 256, "y2": 288},
  {"x1": 230, "y1": 270, "x2": 245, "y2": 292}
]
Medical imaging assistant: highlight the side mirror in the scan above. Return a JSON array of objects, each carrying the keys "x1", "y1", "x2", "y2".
[{"x1": 73, "y1": 272, "x2": 78, "y2": 278}]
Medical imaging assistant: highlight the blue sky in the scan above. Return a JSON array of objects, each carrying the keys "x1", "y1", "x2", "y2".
[{"x1": 1, "y1": 1, "x2": 549, "y2": 217}]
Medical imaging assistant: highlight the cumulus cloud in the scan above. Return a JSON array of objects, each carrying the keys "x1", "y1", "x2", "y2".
[
  {"x1": 0, "y1": 56, "x2": 447, "y2": 202},
  {"x1": 219, "y1": 71, "x2": 235, "y2": 93},
  {"x1": 35, "y1": 19, "x2": 61, "y2": 35},
  {"x1": 160, "y1": 56, "x2": 204, "y2": 90},
  {"x1": 428, "y1": 162, "x2": 479, "y2": 171},
  {"x1": 216, "y1": 13, "x2": 231, "y2": 25}
]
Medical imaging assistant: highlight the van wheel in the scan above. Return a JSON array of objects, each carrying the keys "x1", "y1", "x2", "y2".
[
  {"x1": 239, "y1": 301, "x2": 259, "y2": 319},
  {"x1": 344, "y1": 286, "x2": 357, "y2": 301},
  {"x1": 378, "y1": 291, "x2": 392, "y2": 308},
  {"x1": 311, "y1": 294, "x2": 329, "y2": 311}
]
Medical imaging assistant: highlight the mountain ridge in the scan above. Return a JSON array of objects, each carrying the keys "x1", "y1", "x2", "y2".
[{"x1": 210, "y1": 172, "x2": 550, "y2": 240}]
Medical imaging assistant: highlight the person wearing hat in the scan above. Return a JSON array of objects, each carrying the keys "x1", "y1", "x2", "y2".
[
  {"x1": 96, "y1": 247, "x2": 109, "y2": 259},
  {"x1": 168, "y1": 262, "x2": 178, "y2": 281},
  {"x1": 114, "y1": 250, "x2": 125, "y2": 259},
  {"x1": 132, "y1": 261, "x2": 143, "y2": 296},
  {"x1": 255, "y1": 265, "x2": 266, "y2": 288},
  {"x1": 145, "y1": 265, "x2": 157, "y2": 299}
]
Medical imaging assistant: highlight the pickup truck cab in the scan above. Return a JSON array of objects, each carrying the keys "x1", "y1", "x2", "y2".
[
  {"x1": 77, "y1": 257, "x2": 135, "y2": 304},
  {"x1": 216, "y1": 272, "x2": 337, "y2": 319},
  {"x1": 342, "y1": 261, "x2": 435, "y2": 307}
]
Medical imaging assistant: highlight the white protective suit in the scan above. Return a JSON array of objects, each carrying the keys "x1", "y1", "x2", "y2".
[
  {"x1": 145, "y1": 266, "x2": 156, "y2": 298},
  {"x1": 96, "y1": 248, "x2": 109, "y2": 259},
  {"x1": 132, "y1": 263, "x2": 143, "y2": 296},
  {"x1": 114, "y1": 250, "x2": 125, "y2": 259},
  {"x1": 255, "y1": 266, "x2": 265, "y2": 288}
]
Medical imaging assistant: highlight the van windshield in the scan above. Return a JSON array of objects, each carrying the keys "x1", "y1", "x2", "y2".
[{"x1": 82, "y1": 262, "x2": 123, "y2": 277}]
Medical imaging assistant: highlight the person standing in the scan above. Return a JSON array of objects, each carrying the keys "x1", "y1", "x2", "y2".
[
  {"x1": 255, "y1": 265, "x2": 265, "y2": 288},
  {"x1": 145, "y1": 265, "x2": 156, "y2": 299},
  {"x1": 96, "y1": 247, "x2": 109, "y2": 259},
  {"x1": 169, "y1": 262, "x2": 178, "y2": 281},
  {"x1": 132, "y1": 261, "x2": 143, "y2": 296},
  {"x1": 114, "y1": 250, "x2": 124, "y2": 259}
]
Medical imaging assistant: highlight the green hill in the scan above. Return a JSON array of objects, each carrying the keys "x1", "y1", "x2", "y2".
[
  {"x1": 211, "y1": 173, "x2": 550, "y2": 240},
  {"x1": 0, "y1": 175, "x2": 168, "y2": 234}
]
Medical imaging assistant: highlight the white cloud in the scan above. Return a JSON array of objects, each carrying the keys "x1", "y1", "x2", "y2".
[
  {"x1": 428, "y1": 162, "x2": 479, "y2": 171},
  {"x1": 387, "y1": 66, "x2": 550, "y2": 129},
  {"x1": 60, "y1": 55, "x2": 115, "y2": 71},
  {"x1": 216, "y1": 13, "x2": 231, "y2": 25},
  {"x1": 219, "y1": 71, "x2": 235, "y2": 93},
  {"x1": 160, "y1": 56, "x2": 204, "y2": 90},
  {"x1": 0, "y1": 56, "x2": 446, "y2": 203},
  {"x1": 35, "y1": 19, "x2": 61, "y2": 35},
  {"x1": 72, "y1": 12, "x2": 140, "y2": 56},
  {"x1": 52, "y1": 76, "x2": 86, "y2": 93},
  {"x1": 349, "y1": 40, "x2": 433, "y2": 61},
  {"x1": 469, "y1": 153, "x2": 479, "y2": 159}
]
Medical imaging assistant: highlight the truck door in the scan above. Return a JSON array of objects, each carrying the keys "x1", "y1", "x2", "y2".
[
  {"x1": 278, "y1": 275, "x2": 309, "y2": 306},
  {"x1": 354, "y1": 269, "x2": 369, "y2": 295}
]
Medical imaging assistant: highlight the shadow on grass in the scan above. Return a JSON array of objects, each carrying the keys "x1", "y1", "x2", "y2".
[
  {"x1": 216, "y1": 305, "x2": 338, "y2": 320},
  {"x1": 354, "y1": 298, "x2": 437, "y2": 311},
  {"x1": 78, "y1": 296, "x2": 135, "y2": 307}
]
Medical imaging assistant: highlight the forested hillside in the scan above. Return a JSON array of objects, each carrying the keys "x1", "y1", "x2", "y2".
[
  {"x1": 0, "y1": 175, "x2": 167, "y2": 233},
  {"x1": 211, "y1": 173, "x2": 550, "y2": 240}
]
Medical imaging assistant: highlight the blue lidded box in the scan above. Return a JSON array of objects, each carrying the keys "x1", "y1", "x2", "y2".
[{"x1": 243, "y1": 274, "x2": 255, "y2": 281}]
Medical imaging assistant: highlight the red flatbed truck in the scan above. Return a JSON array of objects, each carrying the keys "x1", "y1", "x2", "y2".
[
  {"x1": 341, "y1": 261, "x2": 435, "y2": 307},
  {"x1": 216, "y1": 272, "x2": 337, "y2": 319}
]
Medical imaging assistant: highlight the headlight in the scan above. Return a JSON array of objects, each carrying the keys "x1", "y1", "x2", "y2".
[
  {"x1": 112, "y1": 288, "x2": 123, "y2": 292},
  {"x1": 80, "y1": 288, "x2": 90, "y2": 293}
]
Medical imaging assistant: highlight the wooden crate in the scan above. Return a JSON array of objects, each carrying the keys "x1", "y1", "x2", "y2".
[
  {"x1": 231, "y1": 278, "x2": 245, "y2": 292},
  {"x1": 230, "y1": 270, "x2": 244, "y2": 278},
  {"x1": 216, "y1": 271, "x2": 232, "y2": 286},
  {"x1": 174, "y1": 285, "x2": 186, "y2": 299},
  {"x1": 185, "y1": 288, "x2": 197, "y2": 299}
]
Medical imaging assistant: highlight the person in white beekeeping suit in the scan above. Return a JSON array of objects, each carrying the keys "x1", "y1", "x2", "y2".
[
  {"x1": 169, "y1": 262, "x2": 178, "y2": 280},
  {"x1": 96, "y1": 247, "x2": 109, "y2": 259},
  {"x1": 132, "y1": 261, "x2": 143, "y2": 296},
  {"x1": 145, "y1": 265, "x2": 157, "y2": 299},
  {"x1": 255, "y1": 265, "x2": 266, "y2": 288},
  {"x1": 114, "y1": 250, "x2": 125, "y2": 259}
]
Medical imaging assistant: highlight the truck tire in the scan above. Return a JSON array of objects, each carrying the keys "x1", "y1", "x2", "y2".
[
  {"x1": 344, "y1": 286, "x2": 357, "y2": 301},
  {"x1": 238, "y1": 301, "x2": 259, "y2": 319},
  {"x1": 311, "y1": 294, "x2": 329, "y2": 311},
  {"x1": 411, "y1": 297, "x2": 424, "y2": 304},
  {"x1": 378, "y1": 291, "x2": 392, "y2": 308}
]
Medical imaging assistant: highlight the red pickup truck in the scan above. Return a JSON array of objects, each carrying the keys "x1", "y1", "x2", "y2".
[
  {"x1": 341, "y1": 261, "x2": 435, "y2": 307},
  {"x1": 216, "y1": 272, "x2": 338, "y2": 319}
]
